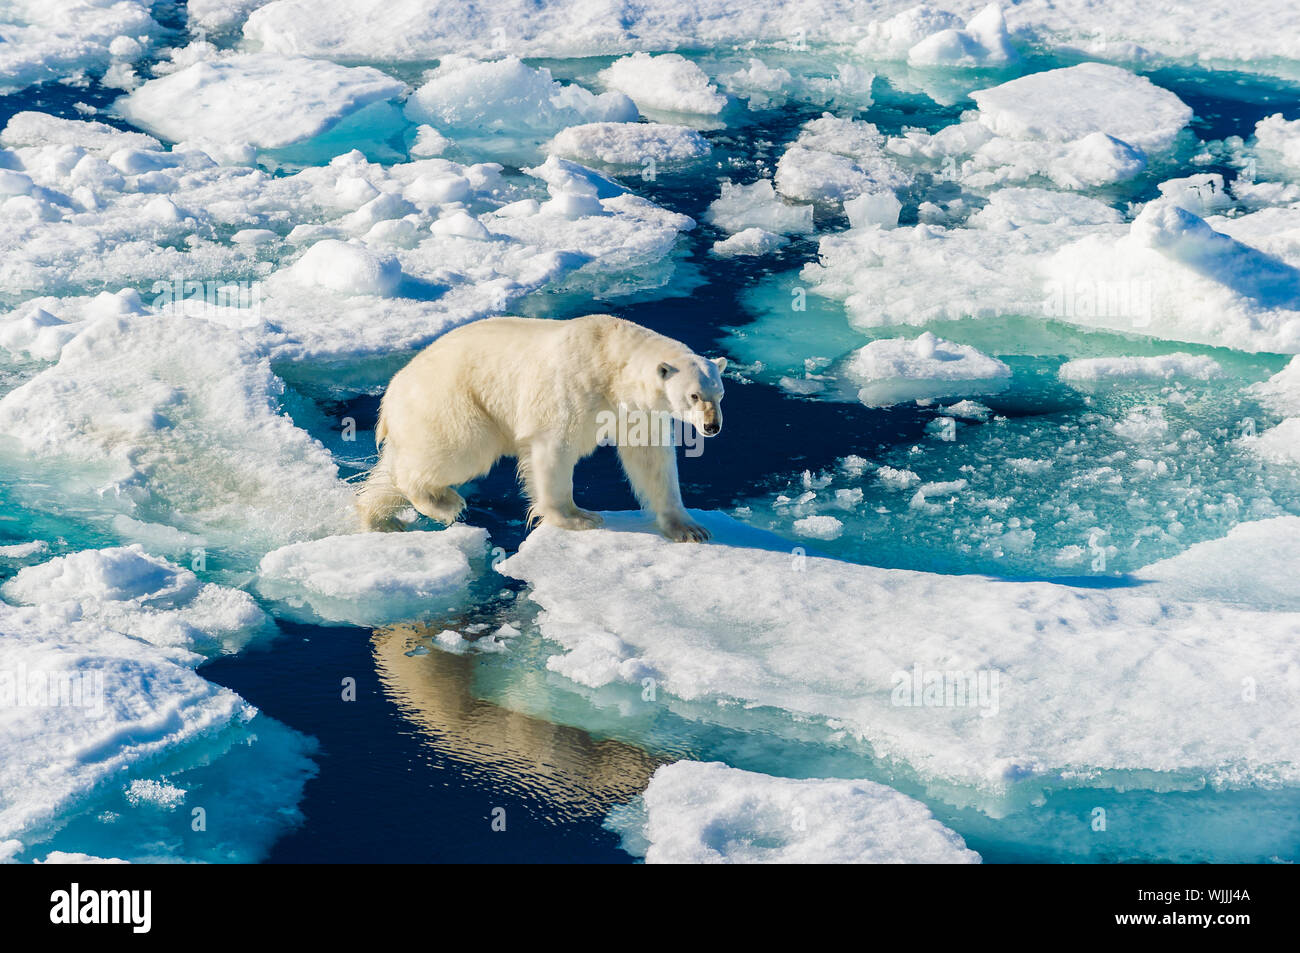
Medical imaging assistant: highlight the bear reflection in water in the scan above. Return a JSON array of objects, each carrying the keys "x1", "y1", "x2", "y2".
[{"x1": 372, "y1": 622, "x2": 663, "y2": 822}]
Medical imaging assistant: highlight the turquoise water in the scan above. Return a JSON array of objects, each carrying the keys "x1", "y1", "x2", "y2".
[{"x1": 2, "y1": 9, "x2": 1299, "y2": 862}]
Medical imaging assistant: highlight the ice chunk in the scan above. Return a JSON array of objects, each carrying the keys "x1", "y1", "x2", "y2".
[
  {"x1": 1252, "y1": 113, "x2": 1300, "y2": 178},
  {"x1": 117, "y1": 54, "x2": 407, "y2": 150},
  {"x1": 0, "y1": 0, "x2": 160, "y2": 95},
  {"x1": 844, "y1": 191, "x2": 902, "y2": 229},
  {"x1": 704, "y1": 179, "x2": 812, "y2": 235},
  {"x1": 906, "y1": 4, "x2": 1017, "y2": 68},
  {"x1": 256, "y1": 527, "x2": 489, "y2": 626},
  {"x1": 711, "y1": 228, "x2": 787, "y2": 257},
  {"x1": 0, "y1": 314, "x2": 354, "y2": 555},
  {"x1": 498, "y1": 512, "x2": 1300, "y2": 798},
  {"x1": 792, "y1": 515, "x2": 844, "y2": 540},
  {"x1": 969, "y1": 187, "x2": 1122, "y2": 230},
  {"x1": 547, "y1": 122, "x2": 709, "y2": 166},
  {"x1": 775, "y1": 115, "x2": 911, "y2": 204},
  {"x1": 0, "y1": 112, "x2": 160, "y2": 156},
  {"x1": 971, "y1": 63, "x2": 1192, "y2": 156},
  {"x1": 0, "y1": 603, "x2": 241, "y2": 847},
  {"x1": 855, "y1": 6, "x2": 966, "y2": 60},
  {"x1": 613, "y1": 761, "x2": 980, "y2": 863},
  {"x1": 404, "y1": 57, "x2": 636, "y2": 136},
  {"x1": 1059, "y1": 354, "x2": 1223, "y2": 383},
  {"x1": 2, "y1": 546, "x2": 268, "y2": 659},
  {"x1": 598, "y1": 54, "x2": 728, "y2": 116},
  {"x1": 1046, "y1": 204, "x2": 1300, "y2": 352},
  {"x1": 1156, "y1": 173, "x2": 1232, "y2": 217},
  {"x1": 289, "y1": 239, "x2": 402, "y2": 296},
  {"x1": 842, "y1": 332, "x2": 1011, "y2": 407}
]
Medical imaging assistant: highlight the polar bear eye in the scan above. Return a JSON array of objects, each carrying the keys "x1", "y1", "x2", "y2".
[{"x1": 690, "y1": 393, "x2": 700, "y2": 402}]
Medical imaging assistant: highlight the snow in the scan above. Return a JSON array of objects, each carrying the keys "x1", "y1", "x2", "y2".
[
  {"x1": 842, "y1": 332, "x2": 1011, "y2": 406},
  {"x1": 2, "y1": 545, "x2": 268, "y2": 659},
  {"x1": 256, "y1": 527, "x2": 489, "y2": 626},
  {"x1": 1059, "y1": 354, "x2": 1224, "y2": 383},
  {"x1": 499, "y1": 512, "x2": 1300, "y2": 800},
  {"x1": 971, "y1": 63, "x2": 1192, "y2": 156},
  {"x1": 547, "y1": 122, "x2": 710, "y2": 166},
  {"x1": 613, "y1": 760, "x2": 980, "y2": 863},
  {"x1": 598, "y1": 53, "x2": 728, "y2": 116},
  {"x1": 117, "y1": 53, "x2": 407, "y2": 150}
]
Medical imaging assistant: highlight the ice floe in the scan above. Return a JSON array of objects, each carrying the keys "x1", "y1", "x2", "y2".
[
  {"x1": 256, "y1": 527, "x2": 489, "y2": 626},
  {"x1": 842, "y1": 332, "x2": 1011, "y2": 406},
  {"x1": 117, "y1": 53, "x2": 407, "y2": 151},
  {"x1": 2, "y1": 545, "x2": 269, "y2": 659},
  {"x1": 500, "y1": 511, "x2": 1300, "y2": 802},
  {"x1": 0, "y1": 313, "x2": 354, "y2": 556},
  {"x1": 547, "y1": 122, "x2": 710, "y2": 167},
  {"x1": 0, "y1": 0, "x2": 159, "y2": 95},
  {"x1": 1058, "y1": 354, "x2": 1224, "y2": 383},
  {"x1": 609, "y1": 760, "x2": 980, "y2": 863},
  {"x1": 597, "y1": 53, "x2": 728, "y2": 116}
]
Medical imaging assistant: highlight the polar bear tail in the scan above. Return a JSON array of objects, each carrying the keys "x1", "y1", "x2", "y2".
[{"x1": 355, "y1": 450, "x2": 408, "y2": 532}]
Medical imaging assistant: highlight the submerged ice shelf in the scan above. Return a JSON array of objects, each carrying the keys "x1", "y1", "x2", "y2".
[{"x1": 2, "y1": 0, "x2": 1300, "y2": 864}]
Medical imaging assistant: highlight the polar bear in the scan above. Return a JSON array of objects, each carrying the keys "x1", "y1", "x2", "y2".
[{"x1": 356, "y1": 314, "x2": 726, "y2": 542}]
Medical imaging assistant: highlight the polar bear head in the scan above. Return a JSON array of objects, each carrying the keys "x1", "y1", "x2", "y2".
[{"x1": 657, "y1": 355, "x2": 727, "y2": 436}]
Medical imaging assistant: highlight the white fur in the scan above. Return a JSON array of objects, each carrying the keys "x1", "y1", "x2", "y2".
[{"x1": 356, "y1": 314, "x2": 726, "y2": 541}]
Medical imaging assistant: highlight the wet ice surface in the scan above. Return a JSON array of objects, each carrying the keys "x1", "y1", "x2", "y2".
[{"x1": 2, "y1": 2, "x2": 1300, "y2": 863}]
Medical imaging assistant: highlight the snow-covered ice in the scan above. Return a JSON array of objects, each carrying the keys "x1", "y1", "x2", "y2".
[
  {"x1": 608, "y1": 760, "x2": 980, "y2": 863},
  {"x1": 117, "y1": 54, "x2": 407, "y2": 150},
  {"x1": 500, "y1": 512, "x2": 1300, "y2": 803},
  {"x1": 256, "y1": 527, "x2": 489, "y2": 626},
  {"x1": 841, "y1": 332, "x2": 1011, "y2": 406}
]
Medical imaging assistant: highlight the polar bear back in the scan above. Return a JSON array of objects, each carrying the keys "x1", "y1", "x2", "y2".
[{"x1": 378, "y1": 314, "x2": 695, "y2": 454}]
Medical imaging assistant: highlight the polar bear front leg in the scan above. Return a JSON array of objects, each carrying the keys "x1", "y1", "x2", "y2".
[
  {"x1": 616, "y1": 443, "x2": 710, "y2": 542},
  {"x1": 523, "y1": 439, "x2": 604, "y2": 531}
]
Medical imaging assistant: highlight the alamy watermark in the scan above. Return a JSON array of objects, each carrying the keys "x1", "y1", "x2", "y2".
[
  {"x1": 595, "y1": 406, "x2": 706, "y2": 457},
  {"x1": 0, "y1": 665, "x2": 104, "y2": 715},
  {"x1": 1042, "y1": 279, "x2": 1153, "y2": 328},
  {"x1": 152, "y1": 277, "x2": 262, "y2": 325},
  {"x1": 891, "y1": 664, "x2": 1000, "y2": 717}
]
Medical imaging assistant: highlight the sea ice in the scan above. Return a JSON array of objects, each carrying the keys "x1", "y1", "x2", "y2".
[
  {"x1": 2, "y1": 545, "x2": 269, "y2": 659},
  {"x1": 841, "y1": 332, "x2": 1011, "y2": 406},
  {"x1": 256, "y1": 527, "x2": 490, "y2": 626},
  {"x1": 547, "y1": 122, "x2": 710, "y2": 166},
  {"x1": 499, "y1": 512, "x2": 1300, "y2": 802},
  {"x1": 117, "y1": 53, "x2": 408, "y2": 150},
  {"x1": 611, "y1": 760, "x2": 980, "y2": 863},
  {"x1": 598, "y1": 53, "x2": 728, "y2": 116},
  {"x1": 970, "y1": 63, "x2": 1192, "y2": 156}
]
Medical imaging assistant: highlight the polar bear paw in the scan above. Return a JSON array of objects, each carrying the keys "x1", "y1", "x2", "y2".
[
  {"x1": 543, "y1": 508, "x2": 605, "y2": 531},
  {"x1": 659, "y1": 514, "x2": 710, "y2": 543}
]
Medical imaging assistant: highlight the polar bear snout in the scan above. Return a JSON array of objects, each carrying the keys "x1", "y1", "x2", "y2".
[{"x1": 699, "y1": 402, "x2": 722, "y2": 436}]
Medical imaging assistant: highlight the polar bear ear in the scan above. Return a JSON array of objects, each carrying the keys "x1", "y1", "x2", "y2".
[
  {"x1": 657, "y1": 362, "x2": 678, "y2": 380},
  {"x1": 712, "y1": 357, "x2": 728, "y2": 373}
]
